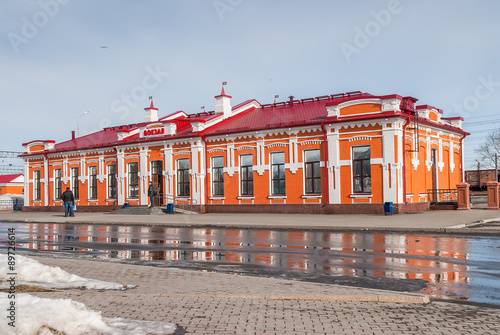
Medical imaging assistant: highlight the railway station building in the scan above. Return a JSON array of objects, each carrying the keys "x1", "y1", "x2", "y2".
[{"x1": 21, "y1": 88, "x2": 467, "y2": 214}]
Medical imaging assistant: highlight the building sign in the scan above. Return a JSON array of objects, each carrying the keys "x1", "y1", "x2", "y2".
[{"x1": 144, "y1": 128, "x2": 165, "y2": 136}]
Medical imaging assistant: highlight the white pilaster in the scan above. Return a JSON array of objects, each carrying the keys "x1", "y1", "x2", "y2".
[
  {"x1": 117, "y1": 149, "x2": 125, "y2": 205},
  {"x1": 327, "y1": 127, "x2": 341, "y2": 204},
  {"x1": 139, "y1": 147, "x2": 149, "y2": 205},
  {"x1": 44, "y1": 157, "x2": 49, "y2": 205}
]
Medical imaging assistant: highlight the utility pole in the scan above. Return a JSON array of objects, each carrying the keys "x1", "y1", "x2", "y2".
[
  {"x1": 477, "y1": 160, "x2": 481, "y2": 190},
  {"x1": 496, "y1": 153, "x2": 498, "y2": 182}
]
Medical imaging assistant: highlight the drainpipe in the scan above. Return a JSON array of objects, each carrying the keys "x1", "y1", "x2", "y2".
[
  {"x1": 201, "y1": 135, "x2": 208, "y2": 209},
  {"x1": 321, "y1": 123, "x2": 329, "y2": 205},
  {"x1": 459, "y1": 131, "x2": 468, "y2": 183},
  {"x1": 402, "y1": 116, "x2": 411, "y2": 205},
  {"x1": 43, "y1": 152, "x2": 50, "y2": 207}
]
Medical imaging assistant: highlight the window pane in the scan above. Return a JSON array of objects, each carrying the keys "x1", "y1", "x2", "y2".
[
  {"x1": 248, "y1": 167, "x2": 253, "y2": 180},
  {"x1": 280, "y1": 181, "x2": 286, "y2": 194},
  {"x1": 279, "y1": 166, "x2": 285, "y2": 179},
  {"x1": 248, "y1": 181, "x2": 253, "y2": 194},
  {"x1": 363, "y1": 177, "x2": 371, "y2": 193},
  {"x1": 314, "y1": 179, "x2": 321, "y2": 194},
  {"x1": 353, "y1": 161, "x2": 361, "y2": 176},
  {"x1": 306, "y1": 163, "x2": 312, "y2": 178},
  {"x1": 305, "y1": 150, "x2": 320, "y2": 162},
  {"x1": 213, "y1": 156, "x2": 223, "y2": 168},
  {"x1": 313, "y1": 162, "x2": 320, "y2": 177},
  {"x1": 272, "y1": 166, "x2": 279, "y2": 179},
  {"x1": 363, "y1": 160, "x2": 371, "y2": 176},
  {"x1": 306, "y1": 179, "x2": 312, "y2": 193},
  {"x1": 178, "y1": 159, "x2": 189, "y2": 170},
  {"x1": 354, "y1": 177, "x2": 362, "y2": 192},
  {"x1": 241, "y1": 155, "x2": 252, "y2": 166},
  {"x1": 353, "y1": 146, "x2": 370, "y2": 159},
  {"x1": 273, "y1": 180, "x2": 278, "y2": 194},
  {"x1": 272, "y1": 152, "x2": 285, "y2": 164}
]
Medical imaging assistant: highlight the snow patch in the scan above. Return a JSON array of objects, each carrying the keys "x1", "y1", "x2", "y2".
[
  {"x1": 0, "y1": 254, "x2": 135, "y2": 290},
  {"x1": 0, "y1": 293, "x2": 176, "y2": 335}
]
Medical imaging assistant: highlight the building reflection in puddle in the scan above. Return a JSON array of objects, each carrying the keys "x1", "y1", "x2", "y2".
[{"x1": 16, "y1": 223, "x2": 474, "y2": 300}]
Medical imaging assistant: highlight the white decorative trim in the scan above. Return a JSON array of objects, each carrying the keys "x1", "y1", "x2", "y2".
[
  {"x1": 209, "y1": 196, "x2": 225, "y2": 200},
  {"x1": 266, "y1": 143, "x2": 288, "y2": 148},
  {"x1": 349, "y1": 194, "x2": 372, "y2": 198},
  {"x1": 301, "y1": 194, "x2": 322, "y2": 199},
  {"x1": 234, "y1": 146, "x2": 255, "y2": 151},
  {"x1": 237, "y1": 196, "x2": 255, "y2": 200},
  {"x1": 298, "y1": 140, "x2": 322, "y2": 146},
  {"x1": 173, "y1": 151, "x2": 191, "y2": 156},
  {"x1": 267, "y1": 195, "x2": 287, "y2": 199},
  {"x1": 348, "y1": 136, "x2": 372, "y2": 142},
  {"x1": 208, "y1": 148, "x2": 226, "y2": 153},
  {"x1": 124, "y1": 155, "x2": 140, "y2": 160}
]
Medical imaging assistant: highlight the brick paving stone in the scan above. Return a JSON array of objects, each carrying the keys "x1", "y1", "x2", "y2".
[{"x1": 22, "y1": 255, "x2": 500, "y2": 335}]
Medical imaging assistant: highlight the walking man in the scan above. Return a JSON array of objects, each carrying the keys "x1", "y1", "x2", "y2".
[
  {"x1": 61, "y1": 187, "x2": 75, "y2": 217},
  {"x1": 148, "y1": 182, "x2": 156, "y2": 207}
]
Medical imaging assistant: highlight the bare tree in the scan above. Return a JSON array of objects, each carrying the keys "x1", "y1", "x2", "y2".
[{"x1": 475, "y1": 128, "x2": 500, "y2": 169}]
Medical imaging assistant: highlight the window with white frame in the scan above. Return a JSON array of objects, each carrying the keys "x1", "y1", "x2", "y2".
[
  {"x1": 34, "y1": 170, "x2": 41, "y2": 200},
  {"x1": 352, "y1": 146, "x2": 371, "y2": 193},
  {"x1": 89, "y1": 166, "x2": 98, "y2": 199},
  {"x1": 305, "y1": 150, "x2": 321, "y2": 194},
  {"x1": 212, "y1": 156, "x2": 224, "y2": 196},
  {"x1": 271, "y1": 152, "x2": 285, "y2": 195},
  {"x1": 54, "y1": 169, "x2": 62, "y2": 199},
  {"x1": 240, "y1": 155, "x2": 253, "y2": 196},
  {"x1": 177, "y1": 159, "x2": 190, "y2": 196},
  {"x1": 71, "y1": 167, "x2": 79, "y2": 199},
  {"x1": 107, "y1": 165, "x2": 116, "y2": 199},
  {"x1": 128, "y1": 162, "x2": 139, "y2": 198}
]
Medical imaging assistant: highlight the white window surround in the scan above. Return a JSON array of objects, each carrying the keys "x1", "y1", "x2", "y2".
[
  {"x1": 300, "y1": 195, "x2": 321, "y2": 199},
  {"x1": 349, "y1": 194, "x2": 372, "y2": 198},
  {"x1": 267, "y1": 195, "x2": 287, "y2": 199},
  {"x1": 237, "y1": 196, "x2": 255, "y2": 200}
]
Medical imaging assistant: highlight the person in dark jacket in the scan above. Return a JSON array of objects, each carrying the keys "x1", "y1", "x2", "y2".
[
  {"x1": 147, "y1": 182, "x2": 156, "y2": 207},
  {"x1": 61, "y1": 187, "x2": 75, "y2": 217}
]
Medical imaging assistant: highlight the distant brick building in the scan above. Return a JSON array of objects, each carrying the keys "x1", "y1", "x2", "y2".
[
  {"x1": 21, "y1": 88, "x2": 467, "y2": 214},
  {"x1": 465, "y1": 169, "x2": 499, "y2": 189},
  {"x1": 0, "y1": 174, "x2": 24, "y2": 196}
]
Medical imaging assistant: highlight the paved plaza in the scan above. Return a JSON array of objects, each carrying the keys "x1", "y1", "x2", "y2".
[
  {"x1": 27, "y1": 255, "x2": 500, "y2": 335},
  {"x1": 2, "y1": 208, "x2": 500, "y2": 233},
  {"x1": 3, "y1": 209, "x2": 500, "y2": 334}
]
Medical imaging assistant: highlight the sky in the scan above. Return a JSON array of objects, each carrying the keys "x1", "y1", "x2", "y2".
[{"x1": 1, "y1": 0, "x2": 499, "y2": 170}]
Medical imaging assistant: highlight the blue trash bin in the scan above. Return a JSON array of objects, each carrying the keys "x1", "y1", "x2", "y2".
[
  {"x1": 166, "y1": 203, "x2": 174, "y2": 214},
  {"x1": 384, "y1": 202, "x2": 393, "y2": 215}
]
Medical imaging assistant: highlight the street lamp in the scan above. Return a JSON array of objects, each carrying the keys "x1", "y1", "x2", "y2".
[{"x1": 77, "y1": 111, "x2": 89, "y2": 137}]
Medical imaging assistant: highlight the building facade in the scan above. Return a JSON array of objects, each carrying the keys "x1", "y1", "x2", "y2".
[{"x1": 21, "y1": 89, "x2": 467, "y2": 214}]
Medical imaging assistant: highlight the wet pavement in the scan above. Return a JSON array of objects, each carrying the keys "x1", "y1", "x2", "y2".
[
  {"x1": 3, "y1": 222, "x2": 500, "y2": 306},
  {"x1": 26, "y1": 255, "x2": 500, "y2": 335}
]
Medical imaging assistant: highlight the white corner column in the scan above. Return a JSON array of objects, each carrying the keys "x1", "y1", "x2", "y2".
[
  {"x1": 327, "y1": 126, "x2": 341, "y2": 204},
  {"x1": 117, "y1": 149, "x2": 125, "y2": 205},
  {"x1": 139, "y1": 147, "x2": 149, "y2": 205},
  {"x1": 382, "y1": 123, "x2": 398, "y2": 204}
]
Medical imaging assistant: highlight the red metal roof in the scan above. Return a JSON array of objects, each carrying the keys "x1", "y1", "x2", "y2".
[
  {"x1": 22, "y1": 90, "x2": 466, "y2": 155},
  {"x1": 0, "y1": 174, "x2": 23, "y2": 184}
]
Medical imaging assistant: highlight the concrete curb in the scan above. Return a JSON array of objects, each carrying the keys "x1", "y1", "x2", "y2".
[{"x1": 37, "y1": 291, "x2": 430, "y2": 305}]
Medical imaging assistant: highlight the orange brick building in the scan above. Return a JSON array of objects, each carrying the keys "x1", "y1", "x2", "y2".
[
  {"x1": 21, "y1": 88, "x2": 467, "y2": 214},
  {"x1": 0, "y1": 174, "x2": 24, "y2": 196}
]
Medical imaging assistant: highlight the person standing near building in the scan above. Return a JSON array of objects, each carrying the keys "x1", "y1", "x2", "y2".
[
  {"x1": 148, "y1": 182, "x2": 156, "y2": 207},
  {"x1": 61, "y1": 187, "x2": 75, "y2": 217}
]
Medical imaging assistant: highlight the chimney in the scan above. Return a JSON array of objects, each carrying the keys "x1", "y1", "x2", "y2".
[
  {"x1": 215, "y1": 86, "x2": 232, "y2": 119},
  {"x1": 288, "y1": 95, "x2": 295, "y2": 107},
  {"x1": 144, "y1": 100, "x2": 159, "y2": 123},
  {"x1": 71, "y1": 131, "x2": 76, "y2": 140}
]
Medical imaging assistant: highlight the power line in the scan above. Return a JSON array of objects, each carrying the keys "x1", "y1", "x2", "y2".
[{"x1": 0, "y1": 151, "x2": 23, "y2": 159}]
